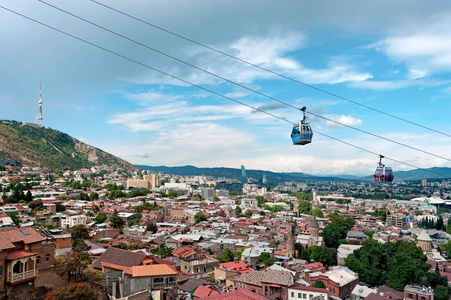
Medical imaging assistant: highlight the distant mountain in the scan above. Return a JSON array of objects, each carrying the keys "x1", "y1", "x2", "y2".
[
  {"x1": 136, "y1": 165, "x2": 354, "y2": 184},
  {"x1": 388, "y1": 167, "x2": 451, "y2": 181},
  {"x1": 0, "y1": 120, "x2": 137, "y2": 172},
  {"x1": 138, "y1": 164, "x2": 451, "y2": 184}
]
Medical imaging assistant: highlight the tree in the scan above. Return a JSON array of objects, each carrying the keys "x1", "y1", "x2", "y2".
[
  {"x1": 298, "y1": 200, "x2": 310, "y2": 214},
  {"x1": 244, "y1": 209, "x2": 253, "y2": 218},
  {"x1": 45, "y1": 282, "x2": 95, "y2": 300},
  {"x1": 109, "y1": 210, "x2": 125, "y2": 230},
  {"x1": 235, "y1": 206, "x2": 242, "y2": 216},
  {"x1": 321, "y1": 223, "x2": 341, "y2": 248},
  {"x1": 194, "y1": 212, "x2": 208, "y2": 224},
  {"x1": 213, "y1": 196, "x2": 220, "y2": 201},
  {"x1": 146, "y1": 222, "x2": 158, "y2": 233},
  {"x1": 217, "y1": 249, "x2": 234, "y2": 263},
  {"x1": 29, "y1": 199, "x2": 44, "y2": 211},
  {"x1": 434, "y1": 285, "x2": 451, "y2": 300},
  {"x1": 89, "y1": 192, "x2": 99, "y2": 201},
  {"x1": 153, "y1": 246, "x2": 173, "y2": 258},
  {"x1": 95, "y1": 212, "x2": 108, "y2": 224},
  {"x1": 256, "y1": 252, "x2": 274, "y2": 266},
  {"x1": 310, "y1": 208, "x2": 324, "y2": 218},
  {"x1": 56, "y1": 203, "x2": 66, "y2": 212},
  {"x1": 7, "y1": 211, "x2": 20, "y2": 225},
  {"x1": 440, "y1": 240, "x2": 451, "y2": 257},
  {"x1": 26, "y1": 190, "x2": 33, "y2": 202},
  {"x1": 311, "y1": 280, "x2": 326, "y2": 289},
  {"x1": 309, "y1": 246, "x2": 334, "y2": 268},
  {"x1": 256, "y1": 196, "x2": 266, "y2": 207},
  {"x1": 69, "y1": 225, "x2": 90, "y2": 248}
]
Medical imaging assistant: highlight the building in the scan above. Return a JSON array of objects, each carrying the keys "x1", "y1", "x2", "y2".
[
  {"x1": 215, "y1": 261, "x2": 251, "y2": 287},
  {"x1": 60, "y1": 214, "x2": 87, "y2": 229},
  {"x1": 234, "y1": 269, "x2": 294, "y2": 300},
  {"x1": 337, "y1": 244, "x2": 362, "y2": 265},
  {"x1": 404, "y1": 285, "x2": 433, "y2": 300},
  {"x1": 241, "y1": 165, "x2": 247, "y2": 184},
  {"x1": 417, "y1": 230, "x2": 432, "y2": 252},
  {"x1": 345, "y1": 231, "x2": 368, "y2": 245},
  {"x1": 241, "y1": 246, "x2": 274, "y2": 268},
  {"x1": 179, "y1": 255, "x2": 219, "y2": 279},
  {"x1": 288, "y1": 285, "x2": 330, "y2": 300},
  {"x1": 0, "y1": 226, "x2": 55, "y2": 298},
  {"x1": 386, "y1": 213, "x2": 408, "y2": 229},
  {"x1": 306, "y1": 266, "x2": 359, "y2": 299},
  {"x1": 102, "y1": 261, "x2": 178, "y2": 300}
]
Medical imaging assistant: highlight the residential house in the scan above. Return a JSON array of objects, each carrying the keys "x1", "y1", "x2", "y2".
[
  {"x1": 179, "y1": 255, "x2": 219, "y2": 279},
  {"x1": 234, "y1": 269, "x2": 295, "y2": 300},
  {"x1": 0, "y1": 226, "x2": 55, "y2": 298},
  {"x1": 288, "y1": 285, "x2": 330, "y2": 300},
  {"x1": 215, "y1": 260, "x2": 251, "y2": 287},
  {"x1": 306, "y1": 266, "x2": 359, "y2": 299}
]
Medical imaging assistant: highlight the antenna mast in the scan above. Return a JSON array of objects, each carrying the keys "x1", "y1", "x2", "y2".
[{"x1": 36, "y1": 83, "x2": 43, "y2": 127}]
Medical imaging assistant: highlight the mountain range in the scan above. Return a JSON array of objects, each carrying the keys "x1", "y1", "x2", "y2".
[{"x1": 137, "y1": 165, "x2": 451, "y2": 184}]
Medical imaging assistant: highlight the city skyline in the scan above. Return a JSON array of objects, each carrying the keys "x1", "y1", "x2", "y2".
[{"x1": 1, "y1": 1, "x2": 451, "y2": 176}]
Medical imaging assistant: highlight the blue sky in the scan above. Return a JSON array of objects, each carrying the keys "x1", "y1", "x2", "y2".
[{"x1": 1, "y1": 0, "x2": 450, "y2": 176}]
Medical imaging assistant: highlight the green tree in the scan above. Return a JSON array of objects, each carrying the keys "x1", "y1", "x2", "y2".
[
  {"x1": 29, "y1": 199, "x2": 44, "y2": 211},
  {"x1": 26, "y1": 190, "x2": 33, "y2": 202},
  {"x1": 109, "y1": 210, "x2": 125, "y2": 230},
  {"x1": 95, "y1": 212, "x2": 108, "y2": 224},
  {"x1": 146, "y1": 222, "x2": 158, "y2": 233},
  {"x1": 244, "y1": 209, "x2": 253, "y2": 218},
  {"x1": 311, "y1": 280, "x2": 326, "y2": 289},
  {"x1": 321, "y1": 223, "x2": 341, "y2": 248},
  {"x1": 298, "y1": 200, "x2": 310, "y2": 214},
  {"x1": 256, "y1": 252, "x2": 274, "y2": 266},
  {"x1": 194, "y1": 212, "x2": 208, "y2": 224},
  {"x1": 89, "y1": 192, "x2": 99, "y2": 201},
  {"x1": 235, "y1": 206, "x2": 242, "y2": 216},
  {"x1": 7, "y1": 211, "x2": 20, "y2": 225},
  {"x1": 153, "y1": 246, "x2": 173, "y2": 258},
  {"x1": 69, "y1": 224, "x2": 90, "y2": 241},
  {"x1": 310, "y1": 208, "x2": 324, "y2": 218},
  {"x1": 217, "y1": 249, "x2": 234, "y2": 263},
  {"x1": 440, "y1": 240, "x2": 451, "y2": 257},
  {"x1": 434, "y1": 285, "x2": 451, "y2": 300},
  {"x1": 309, "y1": 246, "x2": 334, "y2": 268},
  {"x1": 256, "y1": 196, "x2": 266, "y2": 207}
]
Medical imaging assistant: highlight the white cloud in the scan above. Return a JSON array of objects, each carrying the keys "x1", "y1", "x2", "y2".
[
  {"x1": 349, "y1": 78, "x2": 450, "y2": 91},
  {"x1": 325, "y1": 115, "x2": 362, "y2": 129}
]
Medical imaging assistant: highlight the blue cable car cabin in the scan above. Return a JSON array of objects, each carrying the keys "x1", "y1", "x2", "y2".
[
  {"x1": 291, "y1": 106, "x2": 313, "y2": 145},
  {"x1": 291, "y1": 122, "x2": 313, "y2": 145},
  {"x1": 374, "y1": 155, "x2": 394, "y2": 183}
]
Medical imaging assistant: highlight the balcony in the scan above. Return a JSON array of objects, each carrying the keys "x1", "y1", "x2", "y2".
[
  {"x1": 7, "y1": 269, "x2": 36, "y2": 283},
  {"x1": 152, "y1": 278, "x2": 176, "y2": 289}
]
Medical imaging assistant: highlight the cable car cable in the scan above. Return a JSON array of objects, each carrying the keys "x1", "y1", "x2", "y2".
[
  {"x1": 33, "y1": 0, "x2": 451, "y2": 163},
  {"x1": 1, "y1": 5, "x2": 449, "y2": 180},
  {"x1": 90, "y1": 0, "x2": 451, "y2": 140}
]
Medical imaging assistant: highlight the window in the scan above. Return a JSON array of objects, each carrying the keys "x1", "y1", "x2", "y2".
[
  {"x1": 303, "y1": 294, "x2": 307, "y2": 299},
  {"x1": 291, "y1": 292, "x2": 294, "y2": 297},
  {"x1": 298, "y1": 293, "x2": 302, "y2": 298},
  {"x1": 36, "y1": 256, "x2": 41, "y2": 265},
  {"x1": 0, "y1": 266, "x2": 2, "y2": 277},
  {"x1": 46, "y1": 254, "x2": 50, "y2": 263}
]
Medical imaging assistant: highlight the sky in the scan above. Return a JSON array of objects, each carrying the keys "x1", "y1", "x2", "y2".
[{"x1": 1, "y1": 0, "x2": 451, "y2": 176}]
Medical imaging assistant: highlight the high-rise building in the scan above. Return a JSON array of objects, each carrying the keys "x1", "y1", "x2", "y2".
[{"x1": 240, "y1": 165, "x2": 247, "y2": 184}]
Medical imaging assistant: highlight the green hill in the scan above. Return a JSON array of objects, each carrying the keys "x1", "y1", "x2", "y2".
[{"x1": 0, "y1": 120, "x2": 137, "y2": 172}]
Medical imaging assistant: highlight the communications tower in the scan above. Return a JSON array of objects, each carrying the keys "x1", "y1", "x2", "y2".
[{"x1": 36, "y1": 83, "x2": 43, "y2": 127}]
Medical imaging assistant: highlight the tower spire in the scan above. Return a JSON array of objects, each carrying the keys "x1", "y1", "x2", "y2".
[{"x1": 36, "y1": 83, "x2": 43, "y2": 127}]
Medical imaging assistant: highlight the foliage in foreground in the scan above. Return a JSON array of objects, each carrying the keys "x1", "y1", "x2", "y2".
[{"x1": 44, "y1": 282, "x2": 95, "y2": 300}]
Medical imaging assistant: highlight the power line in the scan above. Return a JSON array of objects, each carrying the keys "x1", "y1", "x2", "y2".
[
  {"x1": 1, "y1": 5, "x2": 448, "y2": 180},
  {"x1": 35, "y1": 0, "x2": 451, "y2": 163},
  {"x1": 91, "y1": 0, "x2": 451, "y2": 140}
]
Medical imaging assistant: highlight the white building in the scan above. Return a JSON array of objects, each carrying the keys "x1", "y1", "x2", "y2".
[
  {"x1": 60, "y1": 214, "x2": 87, "y2": 229},
  {"x1": 288, "y1": 286, "x2": 329, "y2": 300}
]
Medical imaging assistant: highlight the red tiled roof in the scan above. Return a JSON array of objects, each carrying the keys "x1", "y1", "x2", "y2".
[
  {"x1": 7, "y1": 250, "x2": 38, "y2": 260},
  {"x1": 131, "y1": 264, "x2": 178, "y2": 277},
  {"x1": 202, "y1": 288, "x2": 268, "y2": 300},
  {"x1": 0, "y1": 226, "x2": 45, "y2": 245},
  {"x1": 93, "y1": 247, "x2": 146, "y2": 269},
  {"x1": 193, "y1": 285, "x2": 219, "y2": 298}
]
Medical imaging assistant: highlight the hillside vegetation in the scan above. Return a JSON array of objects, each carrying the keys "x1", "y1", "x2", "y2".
[{"x1": 0, "y1": 120, "x2": 136, "y2": 171}]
